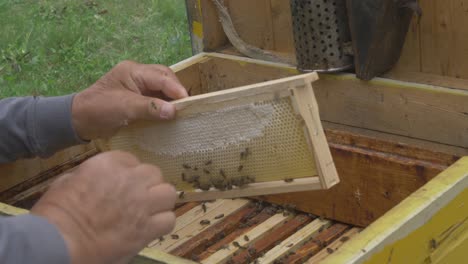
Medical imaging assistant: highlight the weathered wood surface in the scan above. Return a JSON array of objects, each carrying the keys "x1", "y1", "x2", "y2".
[
  {"x1": 261, "y1": 128, "x2": 459, "y2": 227},
  {"x1": 305, "y1": 227, "x2": 361, "y2": 263},
  {"x1": 0, "y1": 144, "x2": 97, "y2": 193},
  {"x1": 175, "y1": 54, "x2": 468, "y2": 150},
  {"x1": 197, "y1": 206, "x2": 274, "y2": 260},
  {"x1": 314, "y1": 74, "x2": 468, "y2": 149},
  {"x1": 170, "y1": 204, "x2": 258, "y2": 257},
  {"x1": 201, "y1": 213, "x2": 291, "y2": 263},
  {"x1": 188, "y1": 0, "x2": 468, "y2": 80},
  {"x1": 323, "y1": 157, "x2": 468, "y2": 264},
  {"x1": 280, "y1": 223, "x2": 349, "y2": 263},
  {"x1": 256, "y1": 218, "x2": 332, "y2": 263},
  {"x1": 230, "y1": 214, "x2": 311, "y2": 263},
  {"x1": 0, "y1": 147, "x2": 98, "y2": 207}
]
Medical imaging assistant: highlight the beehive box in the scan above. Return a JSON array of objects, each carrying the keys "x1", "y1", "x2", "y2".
[{"x1": 1, "y1": 0, "x2": 467, "y2": 263}]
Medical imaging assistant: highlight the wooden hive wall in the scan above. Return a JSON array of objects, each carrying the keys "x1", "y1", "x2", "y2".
[{"x1": 187, "y1": 0, "x2": 468, "y2": 81}]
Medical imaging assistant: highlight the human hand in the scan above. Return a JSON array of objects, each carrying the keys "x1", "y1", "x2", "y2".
[
  {"x1": 31, "y1": 151, "x2": 177, "y2": 264},
  {"x1": 72, "y1": 61, "x2": 188, "y2": 140}
]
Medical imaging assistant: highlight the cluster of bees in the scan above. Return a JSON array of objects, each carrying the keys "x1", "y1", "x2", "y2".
[{"x1": 180, "y1": 148, "x2": 256, "y2": 191}]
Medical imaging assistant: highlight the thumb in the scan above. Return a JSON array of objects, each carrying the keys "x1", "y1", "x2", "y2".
[{"x1": 126, "y1": 94, "x2": 176, "y2": 121}]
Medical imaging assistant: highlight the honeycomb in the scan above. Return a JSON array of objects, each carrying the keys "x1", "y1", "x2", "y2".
[{"x1": 106, "y1": 97, "x2": 317, "y2": 191}]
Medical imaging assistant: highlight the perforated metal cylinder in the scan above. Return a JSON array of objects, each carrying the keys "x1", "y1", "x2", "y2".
[{"x1": 290, "y1": 0, "x2": 353, "y2": 72}]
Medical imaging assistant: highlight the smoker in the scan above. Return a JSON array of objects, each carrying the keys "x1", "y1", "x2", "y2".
[{"x1": 290, "y1": 0, "x2": 420, "y2": 79}]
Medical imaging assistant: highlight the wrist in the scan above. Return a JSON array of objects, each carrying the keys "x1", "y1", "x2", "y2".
[
  {"x1": 31, "y1": 202, "x2": 99, "y2": 264},
  {"x1": 71, "y1": 92, "x2": 91, "y2": 141}
]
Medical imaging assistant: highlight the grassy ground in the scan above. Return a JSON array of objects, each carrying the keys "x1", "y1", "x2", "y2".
[{"x1": 0, "y1": 0, "x2": 192, "y2": 97}]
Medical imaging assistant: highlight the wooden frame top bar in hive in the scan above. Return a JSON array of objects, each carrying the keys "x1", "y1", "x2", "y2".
[{"x1": 98, "y1": 73, "x2": 339, "y2": 202}]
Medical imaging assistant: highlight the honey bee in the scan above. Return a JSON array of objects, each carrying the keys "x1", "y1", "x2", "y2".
[
  {"x1": 226, "y1": 180, "x2": 233, "y2": 190},
  {"x1": 200, "y1": 219, "x2": 211, "y2": 225},
  {"x1": 186, "y1": 175, "x2": 200, "y2": 184},
  {"x1": 199, "y1": 182, "x2": 211, "y2": 191},
  {"x1": 205, "y1": 160, "x2": 212, "y2": 166},
  {"x1": 240, "y1": 148, "x2": 251, "y2": 160},
  {"x1": 220, "y1": 169, "x2": 226, "y2": 179},
  {"x1": 182, "y1": 164, "x2": 191, "y2": 169},
  {"x1": 231, "y1": 177, "x2": 241, "y2": 187},
  {"x1": 245, "y1": 176, "x2": 256, "y2": 183},
  {"x1": 284, "y1": 178, "x2": 294, "y2": 183},
  {"x1": 232, "y1": 241, "x2": 246, "y2": 249},
  {"x1": 192, "y1": 180, "x2": 201, "y2": 189},
  {"x1": 211, "y1": 178, "x2": 226, "y2": 190},
  {"x1": 340, "y1": 236, "x2": 350, "y2": 242},
  {"x1": 171, "y1": 234, "x2": 180, "y2": 240},
  {"x1": 179, "y1": 191, "x2": 185, "y2": 199},
  {"x1": 215, "y1": 214, "x2": 225, "y2": 219},
  {"x1": 237, "y1": 165, "x2": 244, "y2": 172}
]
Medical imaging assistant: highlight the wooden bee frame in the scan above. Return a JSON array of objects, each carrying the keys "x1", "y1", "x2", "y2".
[{"x1": 97, "y1": 72, "x2": 339, "y2": 202}]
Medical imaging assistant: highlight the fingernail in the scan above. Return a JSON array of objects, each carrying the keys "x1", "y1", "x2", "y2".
[{"x1": 160, "y1": 103, "x2": 175, "y2": 120}]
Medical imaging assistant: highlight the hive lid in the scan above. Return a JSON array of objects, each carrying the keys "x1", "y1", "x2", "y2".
[{"x1": 97, "y1": 73, "x2": 339, "y2": 202}]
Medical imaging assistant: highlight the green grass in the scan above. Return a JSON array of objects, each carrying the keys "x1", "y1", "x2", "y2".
[{"x1": 0, "y1": 0, "x2": 192, "y2": 97}]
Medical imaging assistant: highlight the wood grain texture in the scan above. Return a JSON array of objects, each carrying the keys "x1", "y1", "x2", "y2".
[
  {"x1": 392, "y1": 15, "x2": 421, "y2": 73},
  {"x1": 177, "y1": 178, "x2": 322, "y2": 203},
  {"x1": 174, "y1": 202, "x2": 200, "y2": 217},
  {"x1": 305, "y1": 227, "x2": 361, "y2": 263},
  {"x1": 197, "y1": 207, "x2": 274, "y2": 260},
  {"x1": 384, "y1": 70, "x2": 468, "y2": 91},
  {"x1": 292, "y1": 82, "x2": 340, "y2": 188},
  {"x1": 227, "y1": 0, "x2": 274, "y2": 50},
  {"x1": 201, "y1": 213, "x2": 291, "y2": 263},
  {"x1": 230, "y1": 214, "x2": 311, "y2": 263},
  {"x1": 324, "y1": 129, "x2": 460, "y2": 166},
  {"x1": 195, "y1": 56, "x2": 296, "y2": 93},
  {"x1": 419, "y1": 0, "x2": 452, "y2": 76},
  {"x1": 151, "y1": 199, "x2": 250, "y2": 251},
  {"x1": 170, "y1": 204, "x2": 257, "y2": 257},
  {"x1": 270, "y1": 0, "x2": 295, "y2": 54},
  {"x1": 323, "y1": 157, "x2": 468, "y2": 264},
  {"x1": 0, "y1": 144, "x2": 97, "y2": 193},
  {"x1": 315, "y1": 74, "x2": 468, "y2": 148},
  {"x1": 280, "y1": 223, "x2": 349, "y2": 263},
  {"x1": 261, "y1": 130, "x2": 452, "y2": 227},
  {"x1": 177, "y1": 54, "x2": 468, "y2": 150},
  {"x1": 414, "y1": 0, "x2": 468, "y2": 79},
  {"x1": 184, "y1": 0, "x2": 204, "y2": 53},
  {"x1": 257, "y1": 218, "x2": 332, "y2": 263},
  {"x1": 190, "y1": 0, "x2": 468, "y2": 80},
  {"x1": 200, "y1": 0, "x2": 228, "y2": 50},
  {"x1": 212, "y1": 0, "x2": 294, "y2": 64}
]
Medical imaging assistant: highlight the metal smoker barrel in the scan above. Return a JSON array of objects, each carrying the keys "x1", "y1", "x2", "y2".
[{"x1": 290, "y1": 0, "x2": 353, "y2": 72}]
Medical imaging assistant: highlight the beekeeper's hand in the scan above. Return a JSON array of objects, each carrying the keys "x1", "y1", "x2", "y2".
[
  {"x1": 31, "y1": 151, "x2": 177, "y2": 263},
  {"x1": 71, "y1": 60, "x2": 188, "y2": 140}
]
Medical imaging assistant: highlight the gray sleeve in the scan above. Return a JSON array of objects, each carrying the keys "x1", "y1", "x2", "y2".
[
  {"x1": 0, "y1": 214, "x2": 70, "y2": 263},
  {"x1": 0, "y1": 95, "x2": 86, "y2": 164}
]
